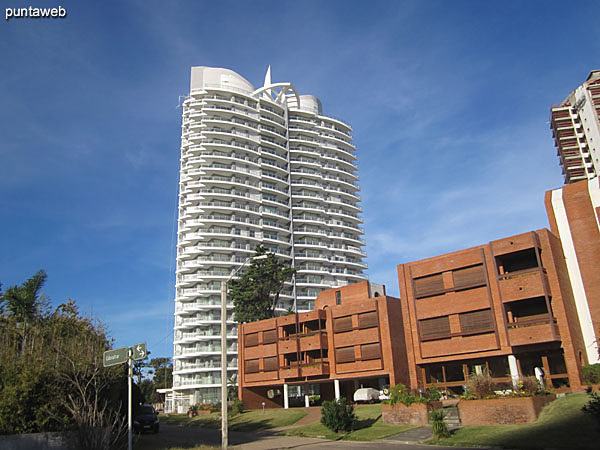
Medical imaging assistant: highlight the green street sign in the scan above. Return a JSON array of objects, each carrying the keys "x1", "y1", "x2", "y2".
[
  {"x1": 103, "y1": 347, "x2": 128, "y2": 367},
  {"x1": 132, "y1": 342, "x2": 147, "y2": 361}
]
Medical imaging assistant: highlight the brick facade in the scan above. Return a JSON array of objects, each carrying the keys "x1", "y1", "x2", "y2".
[
  {"x1": 238, "y1": 281, "x2": 408, "y2": 408},
  {"x1": 398, "y1": 229, "x2": 586, "y2": 392}
]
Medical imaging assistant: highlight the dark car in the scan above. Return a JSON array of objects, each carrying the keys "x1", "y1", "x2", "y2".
[{"x1": 133, "y1": 404, "x2": 159, "y2": 433}]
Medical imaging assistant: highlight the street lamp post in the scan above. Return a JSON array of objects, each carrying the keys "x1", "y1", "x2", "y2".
[{"x1": 220, "y1": 254, "x2": 268, "y2": 449}]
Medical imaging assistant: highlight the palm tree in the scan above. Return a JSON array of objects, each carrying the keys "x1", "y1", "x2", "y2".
[{"x1": 1, "y1": 270, "x2": 47, "y2": 323}]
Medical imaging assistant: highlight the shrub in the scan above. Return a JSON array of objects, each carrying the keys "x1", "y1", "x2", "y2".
[
  {"x1": 519, "y1": 376, "x2": 541, "y2": 396},
  {"x1": 430, "y1": 409, "x2": 449, "y2": 438},
  {"x1": 582, "y1": 364, "x2": 600, "y2": 385},
  {"x1": 231, "y1": 399, "x2": 244, "y2": 415},
  {"x1": 320, "y1": 397, "x2": 356, "y2": 433},
  {"x1": 425, "y1": 384, "x2": 442, "y2": 402},
  {"x1": 466, "y1": 373, "x2": 496, "y2": 399},
  {"x1": 388, "y1": 383, "x2": 427, "y2": 406},
  {"x1": 583, "y1": 392, "x2": 600, "y2": 427}
]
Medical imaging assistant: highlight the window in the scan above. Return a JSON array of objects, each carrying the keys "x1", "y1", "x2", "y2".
[
  {"x1": 244, "y1": 333, "x2": 258, "y2": 347},
  {"x1": 245, "y1": 359, "x2": 259, "y2": 373},
  {"x1": 419, "y1": 316, "x2": 450, "y2": 339},
  {"x1": 358, "y1": 311, "x2": 378, "y2": 329},
  {"x1": 263, "y1": 329, "x2": 277, "y2": 344},
  {"x1": 333, "y1": 316, "x2": 352, "y2": 333},
  {"x1": 263, "y1": 357, "x2": 278, "y2": 372},
  {"x1": 361, "y1": 343, "x2": 381, "y2": 360},
  {"x1": 459, "y1": 309, "x2": 494, "y2": 333},
  {"x1": 335, "y1": 346, "x2": 355, "y2": 363},
  {"x1": 335, "y1": 290, "x2": 341, "y2": 305},
  {"x1": 414, "y1": 273, "x2": 444, "y2": 297},
  {"x1": 453, "y1": 265, "x2": 486, "y2": 288}
]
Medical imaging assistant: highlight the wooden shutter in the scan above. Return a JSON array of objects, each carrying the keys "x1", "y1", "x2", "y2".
[
  {"x1": 414, "y1": 273, "x2": 444, "y2": 296},
  {"x1": 334, "y1": 316, "x2": 353, "y2": 333},
  {"x1": 263, "y1": 329, "x2": 277, "y2": 344},
  {"x1": 244, "y1": 333, "x2": 259, "y2": 347},
  {"x1": 361, "y1": 343, "x2": 382, "y2": 360},
  {"x1": 335, "y1": 346, "x2": 355, "y2": 363},
  {"x1": 459, "y1": 309, "x2": 494, "y2": 333},
  {"x1": 419, "y1": 316, "x2": 450, "y2": 339},
  {"x1": 263, "y1": 356, "x2": 278, "y2": 372},
  {"x1": 453, "y1": 265, "x2": 486, "y2": 288},
  {"x1": 358, "y1": 311, "x2": 378, "y2": 329},
  {"x1": 245, "y1": 359, "x2": 259, "y2": 373}
]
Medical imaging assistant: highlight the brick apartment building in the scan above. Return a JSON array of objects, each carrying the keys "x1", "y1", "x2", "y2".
[
  {"x1": 237, "y1": 229, "x2": 589, "y2": 407},
  {"x1": 397, "y1": 229, "x2": 587, "y2": 394},
  {"x1": 238, "y1": 281, "x2": 409, "y2": 409}
]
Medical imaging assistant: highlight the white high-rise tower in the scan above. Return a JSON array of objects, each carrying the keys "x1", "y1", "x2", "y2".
[
  {"x1": 550, "y1": 70, "x2": 600, "y2": 184},
  {"x1": 170, "y1": 67, "x2": 366, "y2": 411}
]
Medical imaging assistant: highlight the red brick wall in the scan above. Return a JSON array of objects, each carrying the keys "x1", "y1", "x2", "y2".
[
  {"x1": 546, "y1": 180, "x2": 600, "y2": 355},
  {"x1": 382, "y1": 403, "x2": 431, "y2": 426},
  {"x1": 315, "y1": 280, "x2": 371, "y2": 309},
  {"x1": 458, "y1": 396, "x2": 555, "y2": 425},
  {"x1": 240, "y1": 386, "x2": 283, "y2": 410}
]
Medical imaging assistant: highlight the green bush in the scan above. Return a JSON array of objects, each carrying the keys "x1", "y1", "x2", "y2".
[
  {"x1": 231, "y1": 399, "x2": 244, "y2": 415},
  {"x1": 425, "y1": 384, "x2": 442, "y2": 402},
  {"x1": 582, "y1": 392, "x2": 600, "y2": 426},
  {"x1": 387, "y1": 383, "x2": 427, "y2": 406},
  {"x1": 582, "y1": 364, "x2": 600, "y2": 385},
  {"x1": 430, "y1": 409, "x2": 449, "y2": 438},
  {"x1": 320, "y1": 397, "x2": 356, "y2": 432}
]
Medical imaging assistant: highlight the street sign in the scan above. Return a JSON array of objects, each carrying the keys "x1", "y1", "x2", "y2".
[
  {"x1": 132, "y1": 342, "x2": 147, "y2": 361},
  {"x1": 103, "y1": 347, "x2": 128, "y2": 367}
]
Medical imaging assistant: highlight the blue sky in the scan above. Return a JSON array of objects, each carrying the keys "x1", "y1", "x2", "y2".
[{"x1": 1, "y1": 0, "x2": 598, "y2": 359}]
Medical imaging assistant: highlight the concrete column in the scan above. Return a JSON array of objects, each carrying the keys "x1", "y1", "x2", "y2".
[
  {"x1": 305, "y1": 394, "x2": 310, "y2": 408},
  {"x1": 508, "y1": 355, "x2": 519, "y2": 388},
  {"x1": 334, "y1": 379, "x2": 340, "y2": 400},
  {"x1": 283, "y1": 383, "x2": 289, "y2": 409}
]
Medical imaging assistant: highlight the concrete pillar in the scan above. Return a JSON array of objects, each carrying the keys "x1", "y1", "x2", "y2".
[
  {"x1": 334, "y1": 379, "x2": 340, "y2": 400},
  {"x1": 305, "y1": 394, "x2": 310, "y2": 408},
  {"x1": 508, "y1": 355, "x2": 519, "y2": 388},
  {"x1": 283, "y1": 383, "x2": 289, "y2": 409}
]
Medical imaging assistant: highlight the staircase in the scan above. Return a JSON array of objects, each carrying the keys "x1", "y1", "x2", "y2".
[{"x1": 443, "y1": 405, "x2": 461, "y2": 430}]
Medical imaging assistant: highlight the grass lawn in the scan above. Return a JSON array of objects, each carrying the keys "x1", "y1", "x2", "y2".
[
  {"x1": 429, "y1": 394, "x2": 600, "y2": 449},
  {"x1": 161, "y1": 408, "x2": 306, "y2": 432},
  {"x1": 279, "y1": 404, "x2": 416, "y2": 441}
]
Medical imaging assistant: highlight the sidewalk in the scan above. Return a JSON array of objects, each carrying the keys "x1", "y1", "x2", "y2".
[{"x1": 384, "y1": 425, "x2": 433, "y2": 444}]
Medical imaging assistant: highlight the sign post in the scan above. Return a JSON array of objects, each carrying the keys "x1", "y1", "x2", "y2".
[
  {"x1": 103, "y1": 343, "x2": 149, "y2": 450},
  {"x1": 128, "y1": 348, "x2": 132, "y2": 450}
]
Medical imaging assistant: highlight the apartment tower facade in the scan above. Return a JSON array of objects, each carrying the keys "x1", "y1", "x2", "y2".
[
  {"x1": 172, "y1": 67, "x2": 366, "y2": 410},
  {"x1": 550, "y1": 70, "x2": 600, "y2": 184}
]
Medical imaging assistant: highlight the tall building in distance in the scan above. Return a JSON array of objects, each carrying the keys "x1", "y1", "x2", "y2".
[
  {"x1": 171, "y1": 66, "x2": 366, "y2": 410},
  {"x1": 550, "y1": 70, "x2": 600, "y2": 184}
]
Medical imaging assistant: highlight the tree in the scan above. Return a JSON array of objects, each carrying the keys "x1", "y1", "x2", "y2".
[
  {"x1": 1, "y1": 270, "x2": 47, "y2": 323},
  {"x1": 231, "y1": 245, "x2": 295, "y2": 323},
  {"x1": 0, "y1": 272, "x2": 127, "y2": 449},
  {"x1": 149, "y1": 357, "x2": 173, "y2": 391}
]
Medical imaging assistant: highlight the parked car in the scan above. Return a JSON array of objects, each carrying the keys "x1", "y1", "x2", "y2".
[
  {"x1": 133, "y1": 404, "x2": 159, "y2": 433},
  {"x1": 353, "y1": 387, "x2": 380, "y2": 403}
]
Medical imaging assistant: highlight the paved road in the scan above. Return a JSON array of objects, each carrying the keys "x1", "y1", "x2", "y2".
[{"x1": 134, "y1": 424, "x2": 483, "y2": 450}]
